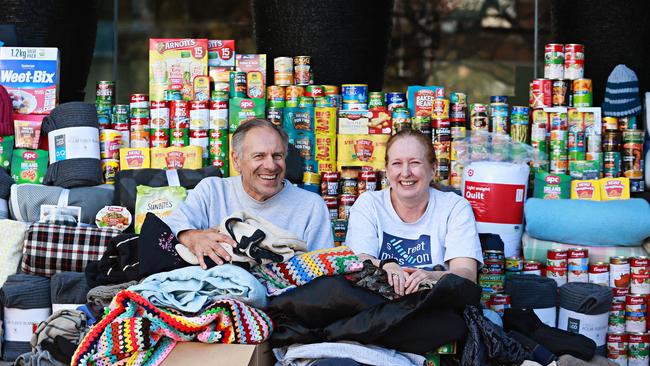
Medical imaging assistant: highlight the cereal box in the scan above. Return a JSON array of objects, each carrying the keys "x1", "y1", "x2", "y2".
[
  {"x1": 0, "y1": 47, "x2": 59, "y2": 114},
  {"x1": 208, "y1": 40, "x2": 235, "y2": 67},
  {"x1": 599, "y1": 177, "x2": 630, "y2": 200},
  {"x1": 570, "y1": 180, "x2": 601, "y2": 200},
  {"x1": 149, "y1": 39, "x2": 208, "y2": 101},
  {"x1": 150, "y1": 146, "x2": 202, "y2": 170},
  {"x1": 337, "y1": 134, "x2": 389, "y2": 170},
  {"x1": 236, "y1": 54, "x2": 267, "y2": 84}
]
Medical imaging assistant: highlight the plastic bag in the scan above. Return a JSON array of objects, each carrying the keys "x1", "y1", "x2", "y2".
[{"x1": 454, "y1": 131, "x2": 544, "y2": 166}]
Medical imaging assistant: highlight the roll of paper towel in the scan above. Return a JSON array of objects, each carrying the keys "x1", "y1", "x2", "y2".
[{"x1": 462, "y1": 161, "x2": 529, "y2": 257}]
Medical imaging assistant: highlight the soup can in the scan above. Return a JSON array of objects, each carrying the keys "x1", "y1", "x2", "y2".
[
  {"x1": 323, "y1": 196, "x2": 339, "y2": 221},
  {"x1": 606, "y1": 332, "x2": 627, "y2": 366},
  {"x1": 274, "y1": 57, "x2": 293, "y2": 86},
  {"x1": 488, "y1": 294, "x2": 511, "y2": 317},
  {"x1": 523, "y1": 260, "x2": 542, "y2": 276},
  {"x1": 613, "y1": 287, "x2": 630, "y2": 303},
  {"x1": 567, "y1": 248, "x2": 589, "y2": 283},
  {"x1": 338, "y1": 195, "x2": 357, "y2": 220},
  {"x1": 631, "y1": 256, "x2": 650, "y2": 295},
  {"x1": 628, "y1": 332, "x2": 649, "y2": 366},
  {"x1": 170, "y1": 100, "x2": 190, "y2": 129},
  {"x1": 544, "y1": 44, "x2": 564, "y2": 79},
  {"x1": 358, "y1": 170, "x2": 377, "y2": 195},
  {"x1": 564, "y1": 44, "x2": 585, "y2": 80},
  {"x1": 589, "y1": 262, "x2": 610, "y2": 287},
  {"x1": 609, "y1": 301, "x2": 626, "y2": 333},
  {"x1": 626, "y1": 294, "x2": 647, "y2": 333},
  {"x1": 321, "y1": 171, "x2": 340, "y2": 196},
  {"x1": 151, "y1": 101, "x2": 170, "y2": 129}
]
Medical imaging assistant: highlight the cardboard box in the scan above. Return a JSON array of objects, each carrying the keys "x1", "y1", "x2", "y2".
[
  {"x1": 208, "y1": 40, "x2": 236, "y2": 67},
  {"x1": 162, "y1": 342, "x2": 274, "y2": 366},
  {"x1": 149, "y1": 39, "x2": 208, "y2": 101},
  {"x1": 338, "y1": 110, "x2": 371, "y2": 135},
  {"x1": 236, "y1": 54, "x2": 267, "y2": 84}
]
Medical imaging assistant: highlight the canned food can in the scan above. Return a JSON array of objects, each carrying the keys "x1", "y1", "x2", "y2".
[
  {"x1": 96, "y1": 81, "x2": 115, "y2": 105},
  {"x1": 323, "y1": 196, "x2": 338, "y2": 221},
  {"x1": 246, "y1": 71, "x2": 265, "y2": 99},
  {"x1": 547, "y1": 266, "x2": 568, "y2": 286},
  {"x1": 610, "y1": 302, "x2": 627, "y2": 333},
  {"x1": 413, "y1": 116, "x2": 432, "y2": 139},
  {"x1": 564, "y1": 44, "x2": 585, "y2": 80},
  {"x1": 613, "y1": 287, "x2": 631, "y2": 302},
  {"x1": 322, "y1": 85, "x2": 339, "y2": 96},
  {"x1": 208, "y1": 129, "x2": 228, "y2": 176},
  {"x1": 628, "y1": 332, "x2": 650, "y2": 366},
  {"x1": 150, "y1": 101, "x2": 170, "y2": 129},
  {"x1": 286, "y1": 85, "x2": 305, "y2": 100},
  {"x1": 589, "y1": 262, "x2": 610, "y2": 287},
  {"x1": 604, "y1": 131, "x2": 622, "y2": 152},
  {"x1": 552, "y1": 79, "x2": 570, "y2": 106},
  {"x1": 170, "y1": 101, "x2": 190, "y2": 129},
  {"x1": 150, "y1": 128, "x2": 170, "y2": 148},
  {"x1": 97, "y1": 107, "x2": 112, "y2": 130},
  {"x1": 190, "y1": 100, "x2": 210, "y2": 130},
  {"x1": 298, "y1": 96, "x2": 314, "y2": 108},
  {"x1": 587, "y1": 133, "x2": 602, "y2": 153},
  {"x1": 572, "y1": 79, "x2": 593, "y2": 107},
  {"x1": 378, "y1": 170, "x2": 389, "y2": 190},
  {"x1": 547, "y1": 249, "x2": 568, "y2": 265},
  {"x1": 164, "y1": 89, "x2": 182, "y2": 101},
  {"x1": 626, "y1": 295, "x2": 647, "y2": 333},
  {"x1": 320, "y1": 172, "x2": 340, "y2": 196},
  {"x1": 130, "y1": 107, "x2": 149, "y2": 119},
  {"x1": 470, "y1": 103, "x2": 489, "y2": 131},
  {"x1": 489, "y1": 103, "x2": 509, "y2": 134},
  {"x1": 293, "y1": 56, "x2": 311, "y2": 86},
  {"x1": 523, "y1": 260, "x2": 542, "y2": 276},
  {"x1": 229, "y1": 71, "x2": 247, "y2": 98},
  {"x1": 604, "y1": 152, "x2": 623, "y2": 178},
  {"x1": 341, "y1": 177, "x2": 358, "y2": 196},
  {"x1": 99, "y1": 129, "x2": 122, "y2": 160},
  {"x1": 544, "y1": 44, "x2": 565, "y2": 79},
  {"x1": 101, "y1": 159, "x2": 119, "y2": 184},
  {"x1": 342, "y1": 84, "x2": 368, "y2": 104},
  {"x1": 392, "y1": 108, "x2": 412, "y2": 133},
  {"x1": 130, "y1": 94, "x2": 149, "y2": 109},
  {"x1": 530, "y1": 79, "x2": 552, "y2": 108},
  {"x1": 482, "y1": 260, "x2": 505, "y2": 275},
  {"x1": 368, "y1": 92, "x2": 385, "y2": 109},
  {"x1": 620, "y1": 116, "x2": 640, "y2": 131},
  {"x1": 550, "y1": 156, "x2": 569, "y2": 175},
  {"x1": 209, "y1": 100, "x2": 228, "y2": 130},
  {"x1": 603, "y1": 117, "x2": 620, "y2": 132},
  {"x1": 488, "y1": 294, "x2": 511, "y2": 317},
  {"x1": 170, "y1": 128, "x2": 189, "y2": 147},
  {"x1": 211, "y1": 89, "x2": 229, "y2": 100},
  {"x1": 479, "y1": 273, "x2": 505, "y2": 295},
  {"x1": 338, "y1": 194, "x2": 357, "y2": 220},
  {"x1": 611, "y1": 256, "x2": 631, "y2": 288},
  {"x1": 432, "y1": 98, "x2": 449, "y2": 120},
  {"x1": 274, "y1": 57, "x2": 293, "y2": 86},
  {"x1": 267, "y1": 85, "x2": 286, "y2": 101},
  {"x1": 623, "y1": 130, "x2": 644, "y2": 180},
  {"x1": 129, "y1": 125, "x2": 150, "y2": 148},
  {"x1": 116, "y1": 130, "x2": 129, "y2": 148},
  {"x1": 358, "y1": 171, "x2": 377, "y2": 195},
  {"x1": 266, "y1": 107, "x2": 283, "y2": 128},
  {"x1": 631, "y1": 257, "x2": 650, "y2": 295},
  {"x1": 482, "y1": 250, "x2": 504, "y2": 263},
  {"x1": 305, "y1": 85, "x2": 324, "y2": 98},
  {"x1": 606, "y1": 332, "x2": 627, "y2": 366},
  {"x1": 386, "y1": 92, "x2": 407, "y2": 111},
  {"x1": 189, "y1": 129, "x2": 209, "y2": 162},
  {"x1": 567, "y1": 248, "x2": 589, "y2": 282},
  {"x1": 505, "y1": 257, "x2": 524, "y2": 272}
]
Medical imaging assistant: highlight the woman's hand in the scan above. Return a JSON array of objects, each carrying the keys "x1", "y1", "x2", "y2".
[
  {"x1": 383, "y1": 262, "x2": 409, "y2": 296},
  {"x1": 403, "y1": 267, "x2": 443, "y2": 294},
  {"x1": 177, "y1": 227, "x2": 237, "y2": 269}
]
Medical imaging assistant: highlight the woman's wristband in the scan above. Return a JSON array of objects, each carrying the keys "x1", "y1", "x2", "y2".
[{"x1": 379, "y1": 258, "x2": 398, "y2": 269}]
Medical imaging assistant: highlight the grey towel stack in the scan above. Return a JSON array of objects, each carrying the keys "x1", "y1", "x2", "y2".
[{"x1": 505, "y1": 274, "x2": 558, "y2": 309}]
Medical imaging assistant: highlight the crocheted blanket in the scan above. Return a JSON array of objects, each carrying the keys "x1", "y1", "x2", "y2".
[
  {"x1": 71, "y1": 290, "x2": 273, "y2": 366},
  {"x1": 252, "y1": 246, "x2": 363, "y2": 296}
]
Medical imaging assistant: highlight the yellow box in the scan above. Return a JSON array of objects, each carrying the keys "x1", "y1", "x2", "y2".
[
  {"x1": 570, "y1": 180, "x2": 601, "y2": 200},
  {"x1": 149, "y1": 39, "x2": 208, "y2": 101},
  {"x1": 119, "y1": 148, "x2": 150, "y2": 170},
  {"x1": 318, "y1": 160, "x2": 336, "y2": 173},
  {"x1": 337, "y1": 134, "x2": 389, "y2": 170},
  {"x1": 315, "y1": 133, "x2": 336, "y2": 162},
  {"x1": 599, "y1": 177, "x2": 630, "y2": 200},
  {"x1": 314, "y1": 107, "x2": 337, "y2": 135},
  {"x1": 150, "y1": 146, "x2": 203, "y2": 170}
]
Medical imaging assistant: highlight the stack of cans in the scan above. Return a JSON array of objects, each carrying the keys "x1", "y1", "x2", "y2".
[{"x1": 96, "y1": 81, "x2": 116, "y2": 130}]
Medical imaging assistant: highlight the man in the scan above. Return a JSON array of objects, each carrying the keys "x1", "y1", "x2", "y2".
[{"x1": 164, "y1": 118, "x2": 333, "y2": 269}]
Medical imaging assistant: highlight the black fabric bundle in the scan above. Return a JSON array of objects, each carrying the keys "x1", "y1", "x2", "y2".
[
  {"x1": 0, "y1": 167, "x2": 14, "y2": 200},
  {"x1": 267, "y1": 273, "x2": 481, "y2": 354},
  {"x1": 85, "y1": 233, "x2": 140, "y2": 289},
  {"x1": 42, "y1": 102, "x2": 102, "y2": 188},
  {"x1": 50, "y1": 272, "x2": 89, "y2": 306},
  {"x1": 505, "y1": 274, "x2": 558, "y2": 309}
]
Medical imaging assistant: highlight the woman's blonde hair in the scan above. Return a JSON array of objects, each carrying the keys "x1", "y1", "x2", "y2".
[{"x1": 385, "y1": 129, "x2": 436, "y2": 165}]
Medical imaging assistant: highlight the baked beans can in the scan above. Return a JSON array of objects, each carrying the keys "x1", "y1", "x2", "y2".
[
  {"x1": 267, "y1": 85, "x2": 286, "y2": 102},
  {"x1": 170, "y1": 101, "x2": 190, "y2": 129},
  {"x1": 286, "y1": 85, "x2": 305, "y2": 100},
  {"x1": 342, "y1": 84, "x2": 368, "y2": 104},
  {"x1": 610, "y1": 301, "x2": 627, "y2": 333},
  {"x1": 101, "y1": 159, "x2": 119, "y2": 184},
  {"x1": 628, "y1": 332, "x2": 649, "y2": 366},
  {"x1": 323, "y1": 195, "x2": 338, "y2": 221},
  {"x1": 544, "y1": 44, "x2": 565, "y2": 79},
  {"x1": 611, "y1": 256, "x2": 632, "y2": 288},
  {"x1": 129, "y1": 124, "x2": 150, "y2": 148},
  {"x1": 626, "y1": 294, "x2": 648, "y2": 333},
  {"x1": 130, "y1": 93, "x2": 149, "y2": 109},
  {"x1": 530, "y1": 79, "x2": 552, "y2": 108},
  {"x1": 607, "y1": 332, "x2": 628, "y2": 366},
  {"x1": 523, "y1": 260, "x2": 542, "y2": 276},
  {"x1": 150, "y1": 128, "x2": 170, "y2": 148},
  {"x1": 209, "y1": 99, "x2": 228, "y2": 130},
  {"x1": 305, "y1": 85, "x2": 324, "y2": 98},
  {"x1": 341, "y1": 177, "x2": 358, "y2": 196},
  {"x1": 274, "y1": 57, "x2": 293, "y2": 86},
  {"x1": 623, "y1": 130, "x2": 645, "y2": 181},
  {"x1": 566, "y1": 248, "x2": 588, "y2": 282},
  {"x1": 614, "y1": 287, "x2": 631, "y2": 302},
  {"x1": 589, "y1": 262, "x2": 610, "y2": 287},
  {"x1": 358, "y1": 171, "x2": 377, "y2": 195},
  {"x1": 572, "y1": 79, "x2": 593, "y2": 107},
  {"x1": 170, "y1": 128, "x2": 189, "y2": 147},
  {"x1": 150, "y1": 101, "x2": 170, "y2": 129},
  {"x1": 208, "y1": 129, "x2": 228, "y2": 176},
  {"x1": 293, "y1": 56, "x2": 311, "y2": 86},
  {"x1": 321, "y1": 171, "x2": 340, "y2": 196},
  {"x1": 552, "y1": 79, "x2": 570, "y2": 107},
  {"x1": 190, "y1": 100, "x2": 210, "y2": 130},
  {"x1": 386, "y1": 92, "x2": 407, "y2": 111},
  {"x1": 564, "y1": 44, "x2": 585, "y2": 80},
  {"x1": 99, "y1": 129, "x2": 122, "y2": 160},
  {"x1": 489, "y1": 294, "x2": 511, "y2": 317},
  {"x1": 96, "y1": 81, "x2": 115, "y2": 105},
  {"x1": 266, "y1": 107, "x2": 283, "y2": 128},
  {"x1": 338, "y1": 194, "x2": 357, "y2": 220},
  {"x1": 414, "y1": 89, "x2": 435, "y2": 117},
  {"x1": 631, "y1": 257, "x2": 650, "y2": 295},
  {"x1": 470, "y1": 103, "x2": 489, "y2": 131}
]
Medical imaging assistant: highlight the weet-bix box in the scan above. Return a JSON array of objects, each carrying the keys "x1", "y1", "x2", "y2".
[{"x1": 0, "y1": 47, "x2": 59, "y2": 114}]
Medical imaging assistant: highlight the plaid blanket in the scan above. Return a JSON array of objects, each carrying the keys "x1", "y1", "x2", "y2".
[
  {"x1": 21, "y1": 223, "x2": 119, "y2": 277},
  {"x1": 522, "y1": 232, "x2": 649, "y2": 263}
]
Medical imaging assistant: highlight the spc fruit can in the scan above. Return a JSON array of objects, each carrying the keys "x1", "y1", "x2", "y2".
[
  {"x1": 488, "y1": 294, "x2": 511, "y2": 317},
  {"x1": 321, "y1": 171, "x2": 340, "y2": 196},
  {"x1": 150, "y1": 101, "x2": 170, "y2": 129},
  {"x1": 564, "y1": 44, "x2": 585, "y2": 80},
  {"x1": 567, "y1": 248, "x2": 589, "y2": 283},
  {"x1": 386, "y1": 92, "x2": 407, "y2": 111},
  {"x1": 606, "y1": 332, "x2": 628, "y2": 366},
  {"x1": 609, "y1": 301, "x2": 627, "y2": 333},
  {"x1": 544, "y1": 44, "x2": 565, "y2": 79},
  {"x1": 338, "y1": 195, "x2": 357, "y2": 220},
  {"x1": 631, "y1": 257, "x2": 650, "y2": 295},
  {"x1": 523, "y1": 260, "x2": 542, "y2": 275},
  {"x1": 530, "y1": 79, "x2": 552, "y2": 108},
  {"x1": 170, "y1": 128, "x2": 189, "y2": 147},
  {"x1": 293, "y1": 56, "x2": 311, "y2": 86},
  {"x1": 611, "y1": 257, "x2": 631, "y2": 288},
  {"x1": 626, "y1": 295, "x2": 647, "y2": 333},
  {"x1": 323, "y1": 196, "x2": 338, "y2": 221},
  {"x1": 305, "y1": 85, "x2": 324, "y2": 98},
  {"x1": 628, "y1": 332, "x2": 650, "y2": 366},
  {"x1": 273, "y1": 57, "x2": 293, "y2": 86},
  {"x1": 208, "y1": 129, "x2": 228, "y2": 176},
  {"x1": 170, "y1": 101, "x2": 189, "y2": 129},
  {"x1": 589, "y1": 262, "x2": 610, "y2": 287}
]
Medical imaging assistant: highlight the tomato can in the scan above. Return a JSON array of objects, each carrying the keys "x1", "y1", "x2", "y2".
[
  {"x1": 338, "y1": 194, "x2": 357, "y2": 220},
  {"x1": 614, "y1": 287, "x2": 631, "y2": 302},
  {"x1": 567, "y1": 248, "x2": 589, "y2": 283},
  {"x1": 523, "y1": 260, "x2": 542, "y2": 276},
  {"x1": 589, "y1": 262, "x2": 610, "y2": 287},
  {"x1": 358, "y1": 170, "x2": 377, "y2": 195},
  {"x1": 547, "y1": 249, "x2": 568, "y2": 266},
  {"x1": 321, "y1": 171, "x2": 340, "y2": 196},
  {"x1": 606, "y1": 332, "x2": 628, "y2": 366},
  {"x1": 170, "y1": 101, "x2": 190, "y2": 129},
  {"x1": 544, "y1": 44, "x2": 564, "y2": 79},
  {"x1": 610, "y1": 301, "x2": 627, "y2": 333},
  {"x1": 488, "y1": 294, "x2": 511, "y2": 317},
  {"x1": 631, "y1": 257, "x2": 650, "y2": 295},
  {"x1": 150, "y1": 101, "x2": 170, "y2": 129},
  {"x1": 530, "y1": 79, "x2": 552, "y2": 108},
  {"x1": 564, "y1": 44, "x2": 585, "y2": 80},
  {"x1": 274, "y1": 57, "x2": 293, "y2": 86},
  {"x1": 293, "y1": 56, "x2": 311, "y2": 86},
  {"x1": 628, "y1": 332, "x2": 649, "y2": 366},
  {"x1": 323, "y1": 196, "x2": 339, "y2": 221},
  {"x1": 386, "y1": 92, "x2": 407, "y2": 111},
  {"x1": 611, "y1": 256, "x2": 631, "y2": 289},
  {"x1": 626, "y1": 294, "x2": 647, "y2": 333},
  {"x1": 546, "y1": 265, "x2": 568, "y2": 286}
]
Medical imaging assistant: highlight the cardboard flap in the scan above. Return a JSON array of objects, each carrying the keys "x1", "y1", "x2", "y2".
[{"x1": 162, "y1": 342, "x2": 273, "y2": 366}]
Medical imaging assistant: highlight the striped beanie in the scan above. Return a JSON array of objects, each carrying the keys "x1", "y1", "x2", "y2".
[{"x1": 602, "y1": 64, "x2": 642, "y2": 117}]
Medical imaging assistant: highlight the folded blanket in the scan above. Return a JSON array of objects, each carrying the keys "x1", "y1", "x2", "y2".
[
  {"x1": 71, "y1": 290, "x2": 273, "y2": 366},
  {"x1": 523, "y1": 233, "x2": 649, "y2": 263},
  {"x1": 524, "y1": 198, "x2": 650, "y2": 246},
  {"x1": 128, "y1": 264, "x2": 267, "y2": 312},
  {"x1": 0, "y1": 219, "x2": 28, "y2": 288}
]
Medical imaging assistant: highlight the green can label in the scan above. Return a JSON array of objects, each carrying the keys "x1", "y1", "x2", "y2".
[
  {"x1": 170, "y1": 128, "x2": 189, "y2": 147},
  {"x1": 130, "y1": 107, "x2": 150, "y2": 118}
]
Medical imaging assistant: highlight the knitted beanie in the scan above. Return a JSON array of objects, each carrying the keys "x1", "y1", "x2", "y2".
[{"x1": 602, "y1": 64, "x2": 642, "y2": 117}]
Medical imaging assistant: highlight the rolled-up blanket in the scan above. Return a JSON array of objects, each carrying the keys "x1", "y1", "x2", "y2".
[
  {"x1": 50, "y1": 272, "x2": 89, "y2": 312},
  {"x1": 86, "y1": 281, "x2": 138, "y2": 308},
  {"x1": 41, "y1": 102, "x2": 102, "y2": 188},
  {"x1": 1, "y1": 274, "x2": 51, "y2": 361},
  {"x1": 505, "y1": 274, "x2": 558, "y2": 327},
  {"x1": 558, "y1": 282, "x2": 612, "y2": 356}
]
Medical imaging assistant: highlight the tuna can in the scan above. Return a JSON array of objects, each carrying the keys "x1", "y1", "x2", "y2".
[
  {"x1": 150, "y1": 128, "x2": 170, "y2": 148},
  {"x1": 530, "y1": 79, "x2": 552, "y2": 108},
  {"x1": 273, "y1": 57, "x2": 293, "y2": 86},
  {"x1": 522, "y1": 260, "x2": 542, "y2": 276},
  {"x1": 190, "y1": 100, "x2": 210, "y2": 131},
  {"x1": 286, "y1": 85, "x2": 305, "y2": 100},
  {"x1": 341, "y1": 177, "x2": 358, "y2": 196},
  {"x1": 610, "y1": 302, "x2": 627, "y2": 333},
  {"x1": 572, "y1": 79, "x2": 593, "y2": 107},
  {"x1": 293, "y1": 56, "x2": 311, "y2": 86},
  {"x1": 626, "y1": 295, "x2": 647, "y2": 333},
  {"x1": 546, "y1": 266, "x2": 568, "y2": 286},
  {"x1": 209, "y1": 100, "x2": 228, "y2": 130},
  {"x1": 611, "y1": 256, "x2": 631, "y2": 289},
  {"x1": 589, "y1": 262, "x2": 610, "y2": 287},
  {"x1": 129, "y1": 124, "x2": 150, "y2": 148},
  {"x1": 130, "y1": 94, "x2": 149, "y2": 109},
  {"x1": 552, "y1": 79, "x2": 570, "y2": 107},
  {"x1": 358, "y1": 171, "x2": 377, "y2": 195},
  {"x1": 483, "y1": 250, "x2": 505, "y2": 262},
  {"x1": 567, "y1": 248, "x2": 589, "y2": 283},
  {"x1": 564, "y1": 44, "x2": 585, "y2": 80},
  {"x1": 305, "y1": 85, "x2": 325, "y2": 98},
  {"x1": 606, "y1": 332, "x2": 628, "y2": 366},
  {"x1": 189, "y1": 129, "x2": 209, "y2": 163},
  {"x1": 488, "y1": 294, "x2": 511, "y2": 317},
  {"x1": 96, "y1": 81, "x2": 115, "y2": 105},
  {"x1": 628, "y1": 332, "x2": 649, "y2": 366},
  {"x1": 368, "y1": 92, "x2": 386, "y2": 109},
  {"x1": 266, "y1": 107, "x2": 283, "y2": 128},
  {"x1": 386, "y1": 92, "x2": 407, "y2": 111},
  {"x1": 623, "y1": 130, "x2": 644, "y2": 180},
  {"x1": 489, "y1": 103, "x2": 509, "y2": 134},
  {"x1": 164, "y1": 89, "x2": 182, "y2": 101},
  {"x1": 338, "y1": 194, "x2": 357, "y2": 220},
  {"x1": 170, "y1": 128, "x2": 189, "y2": 147},
  {"x1": 470, "y1": 103, "x2": 489, "y2": 131},
  {"x1": 604, "y1": 152, "x2": 623, "y2": 178},
  {"x1": 342, "y1": 84, "x2": 368, "y2": 104},
  {"x1": 101, "y1": 159, "x2": 119, "y2": 184},
  {"x1": 392, "y1": 108, "x2": 412, "y2": 133},
  {"x1": 320, "y1": 172, "x2": 340, "y2": 196},
  {"x1": 631, "y1": 257, "x2": 650, "y2": 295},
  {"x1": 505, "y1": 257, "x2": 524, "y2": 273},
  {"x1": 170, "y1": 101, "x2": 190, "y2": 129},
  {"x1": 323, "y1": 196, "x2": 339, "y2": 221},
  {"x1": 544, "y1": 44, "x2": 565, "y2": 79},
  {"x1": 614, "y1": 287, "x2": 631, "y2": 302},
  {"x1": 229, "y1": 71, "x2": 247, "y2": 98}
]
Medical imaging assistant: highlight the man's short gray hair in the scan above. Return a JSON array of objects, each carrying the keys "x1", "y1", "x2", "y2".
[{"x1": 231, "y1": 118, "x2": 289, "y2": 156}]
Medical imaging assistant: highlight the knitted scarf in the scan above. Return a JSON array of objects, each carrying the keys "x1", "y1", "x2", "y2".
[
  {"x1": 252, "y1": 246, "x2": 363, "y2": 296},
  {"x1": 71, "y1": 290, "x2": 273, "y2": 366}
]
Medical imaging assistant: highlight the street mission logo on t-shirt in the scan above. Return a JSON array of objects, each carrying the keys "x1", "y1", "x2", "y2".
[{"x1": 379, "y1": 232, "x2": 433, "y2": 267}]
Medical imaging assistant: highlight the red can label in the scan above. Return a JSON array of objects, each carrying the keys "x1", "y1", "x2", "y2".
[
  {"x1": 530, "y1": 79, "x2": 552, "y2": 108},
  {"x1": 414, "y1": 89, "x2": 435, "y2": 117},
  {"x1": 631, "y1": 257, "x2": 650, "y2": 295},
  {"x1": 548, "y1": 249, "x2": 568, "y2": 261},
  {"x1": 613, "y1": 287, "x2": 630, "y2": 302},
  {"x1": 130, "y1": 117, "x2": 150, "y2": 126},
  {"x1": 170, "y1": 101, "x2": 190, "y2": 129},
  {"x1": 189, "y1": 129, "x2": 209, "y2": 139}
]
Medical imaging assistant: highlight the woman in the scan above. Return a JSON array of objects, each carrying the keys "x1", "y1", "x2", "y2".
[{"x1": 345, "y1": 129, "x2": 483, "y2": 296}]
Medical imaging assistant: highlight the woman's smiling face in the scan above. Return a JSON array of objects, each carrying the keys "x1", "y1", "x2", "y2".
[{"x1": 385, "y1": 136, "x2": 435, "y2": 201}]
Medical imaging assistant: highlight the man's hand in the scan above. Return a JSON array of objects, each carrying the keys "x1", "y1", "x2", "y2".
[
  {"x1": 403, "y1": 267, "x2": 445, "y2": 294},
  {"x1": 177, "y1": 227, "x2": 237, "y2": 269}
]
